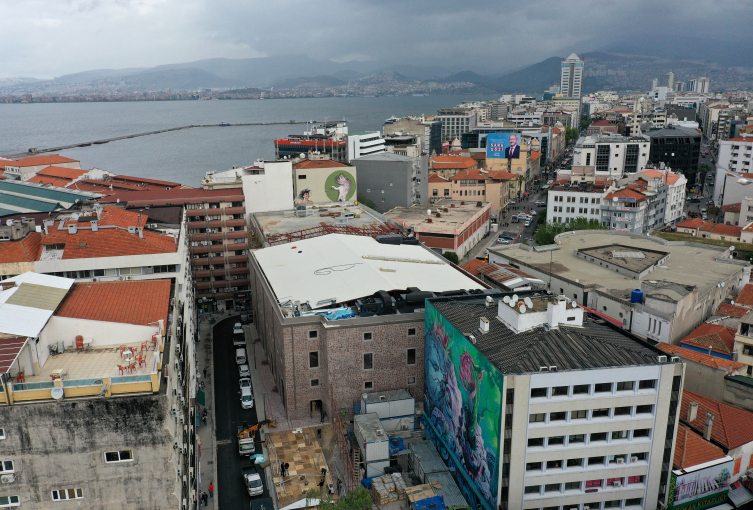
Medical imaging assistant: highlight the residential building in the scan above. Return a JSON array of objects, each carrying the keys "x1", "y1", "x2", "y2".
[
  {"x1": 99, "y1": 188, "x2": 250, "y2": 312},
  {"x1": 0, "y1": 272, "x2": 196, "y2": 509},
  {"x1": 203, "y1": 160, "x2": 294, "y2": 213},
  {"x1": 424, "y1": 291, "x2": 684, "y2": 510},
  {"x1": 436, "y1": 108, "x2": 477, "y2": 142},
  {"x1": 560, "y1": 52, "x2": 584, "y2": 99},
  {"x1": 551, "y1": 97, "x2": 580, "y2": 120},
  {"x1": 429, "y1": 154, "x2": 480, "y2": 179},
  {"x1": 700, "y1": 103, "x2": 730, "y2": 140},
  {"x1": 714, "y1": 136, "x2": 753, "y2": 206},
  {"x1": 386, "y1": 199, "x2": 491, "y2": 259},
  {"x1": 428, "y1": 174, "x2": 452, "y2": 203},
  {"x1": 448, "y1": 169, "x2": 514, "y2": 221},
  {"x1": 547, "y1": 178, "x2": 610, "y2": 225},
  {"x1": 354, "y1": 152, "x2": 427, "y2": 213},
  {"x1": 247, "y1": 233, "x2": 489, "y2": 421},
  {"x1": 572, "y1": 135, "x2": 652, "y2": 179},
  {"x1": 675, "y1": 219, "x2": 742, "y2": 242},
  {"x1": 0, "y1": 218, "x2": 41, "y2": 278},
  {"x1": 639, "y1": 168, "x2": 686, "y2": 226},
  {"x1": 679, "y1": 322, "x2": 738, "y2": 362},
  {"x1": 602, "y1": 187, "x2": 650, "y2": 233},
  {"x1": 488, "y1": 231, "x2": 750, "y2": 344},
  {"x1": 587, "y1": 119, "x2": 619, "y2": 136},
  {"x1": 645, "y1": 126, "x2": 702, "y2": 178},
  {"x1": 292, "y1": 157, "x2": 357, "y2": 205},
  {"x1": 722, "y1": 202, "x2": 741, "y2": 225},
  {"x1": 735, "y1": 311, "x2": 753, "y2": 375},
  {"x1": 347, "y1": 132, "x2": 385, "y2": 162},
  {"x1": 1, "y1": 155, "x2": 81, "y2": 181},
  {"x1": 383, "y1": 116, "x2": 442, "y2": 156}
]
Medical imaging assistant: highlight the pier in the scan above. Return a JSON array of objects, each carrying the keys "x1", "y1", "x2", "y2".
[{"x1": 2, "y1": 120, "x2": 319, "y2": 159}]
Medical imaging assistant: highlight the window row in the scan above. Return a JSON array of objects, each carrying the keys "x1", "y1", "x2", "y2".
[
  {"x1": 525, "y1": 478, "x2": 644, "y2": 495},
  {"x1": 527, "y1": 498, "x2": 643, "y2": 510},
  {"x1": 530, "y1": 380, "x2": 656, "y2": 398},
  {"x1": 307, "y1": 328, "x2": 416, "y2": 340},
  {"x1": 527, "y1": 430, "x2": 651, "y2": 448},
  {"x1": 47, "y1": 265, "x2": 178, "y2": 279},
  {"x1": 309, "y1": 350, "x2": 416, "y2": 370},
  {"x1": 529, "y1": 404, "x2": 654, "y2": 423},
  {"x1": 525, "y1": 453, "x2": 647, "y2": 471}
]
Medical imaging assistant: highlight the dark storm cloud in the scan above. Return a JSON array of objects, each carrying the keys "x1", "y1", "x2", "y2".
[{"x1": 0, "y1": 0, "x2": 749, "y2": 78}]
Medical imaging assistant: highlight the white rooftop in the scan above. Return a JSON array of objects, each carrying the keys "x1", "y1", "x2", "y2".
[
  {"x1": 254, "y1": 234, "x2": 484, "y2": 308},
  {"x1": 0, "y1": 272, "x2": 75, "y2": 337}
]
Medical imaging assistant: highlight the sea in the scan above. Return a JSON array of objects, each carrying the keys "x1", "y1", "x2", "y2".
[{"x1": 0, "y1": 95, "x2": 495, "y2": 186}]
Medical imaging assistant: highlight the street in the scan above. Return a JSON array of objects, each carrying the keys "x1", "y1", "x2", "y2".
[{"x1": 211, "y1": 316, "x2": 270, "y2": 509}]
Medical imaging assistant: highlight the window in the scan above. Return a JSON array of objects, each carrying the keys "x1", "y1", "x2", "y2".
[
  {"x1": 524, "y1": 485, "x2": 540, "y2": 494},
  {"x1": 571, "y1": 409, "x2": 587, "y2": 420},
  {"x1": 364, "y1": 381, "x2": 373, "y2": 390},
  {"x1": 552, "y1": 386, "x2": 568, "y2": 396},
  {"x1": 564, "y1": 481, "x2": 581, "y2": 490},
  {"x1": 363, "y1": 353, "x2": 373, "y2": 370},
  {"x1": 639, "y1": 379, "x2": 656, "y2": 389},
  {"x1": 311, "y1": 379, "x2": 319, "y2": 387},
  {"x1": 309, "y1": 352, "x2": 319, "y2": 368},
  {"x1": 548, "y1": 436, "x2": 564, "y2": 446},
  {"x1": 298, "y1": 174, "x2": 307, "y2": 179},
  {"x1": 590, "y1": 432, "x2": 607, "y2": 442},
  {"x1": 573, "y1": 384, "x2": 589, "y2": 394},
  {"x1": 119, "y1": 266, "x2": 142, "y2": 275},
  {"x1": 633, "y1": 429, "x2": 650, "y2": 438},
  {"x1": 614, "y1": 406, "x2": 632, "y2": 416},
  {"x1": 407, "y1": 377, "x2": 415, "y2": 385},
  {"x1": 309, "y1": 330, "x2": 318, "y2": 339},
  {"x1": 0, "y1": 462, "x2": 13, "y2": 474},
  {"x1": 526, "y1": 462, "x2": 542, "y2": 471},
  {"x1": 527, "y1": 438, "x2": 544, "y2": 447},
  {"x1": 569, "y1": 434, "x2": 585, "y2": 444},
  {"x1": 529, "y1": 413, "x2": 545, "y2": 423},
  {"x1": 407, "y1": 328, "x2": 416, "y2": 336},
  {"x1": 594, "y1": 382, "x2": 612, "y2": 393},
  {"x1": 550, "y1": 412, "x2": 566, "y2": 422},
  {"x1": 407, "y1": 349, "x2": 416, "y2": 365},
  {"x1": 52, "y1": 488, "x2": 83, "y2": 501},
  {"x1": 636, "y1": 404, "x2": 654, "y2": 414},
  {"x1": 607, "y1": 477, "x2": 623, "y2": 486},
  {"x1": 363, "y1": 332, "x2": 372, "y2": 341},
  {"x1": 104, "y1": 450, "x2": 133, "y2": 463},
  {"x1": 0, "y1": 496, "x2": 19, "y2": 507},
  {"x1": 625, "y1": 498, "x2": 642, "y2": 506},
  {"x1": 592, "y1": 408, "x2": 609, "y2": 418},
  {"x1": 0, "y1": 429, "x2": 4, "y2": 440},
  {"x1": 544, "y1": 483, "x2": 560, "y2": 492},
  {"x1": 604, "y1": 501, "x2": 621, "y2": 508},
  {"x1": 585, "y1": 478, "x2": 602, "y2": 487},
  {"x1": 531, "y1": 387, "x2": 547, "y2": 398},
  {"x1": 616, "y1": 381, "x2": 634, "y2": 391}
]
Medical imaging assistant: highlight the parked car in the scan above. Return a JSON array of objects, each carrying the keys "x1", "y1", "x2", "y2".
[
  {"x1": 498, "y1": 234, "x2": 515, "y2": 240},
  {"x1": 529, "y1": 210, "x2": 537, "y2": 215},
  {"x1": 238, "y1": 364, "x2": 251, "y2": 378},
  {"x1": 240, "y1": 387, "x2": 254, "y2": 410},
  {"x1": 239, "y1": 377, "x2": 252, "y2": 391},
  {"x1": 496, "y1": 238, "x2": 511, "y2": 245},
  {"x1": 535, "y1": 200, "x2": 546, "y2": 206},
  {"x1": 233, "y1": 323, "x2": 244, "y2": 335}
]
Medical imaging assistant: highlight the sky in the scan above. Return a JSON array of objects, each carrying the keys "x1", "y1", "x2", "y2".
[{"x1": 1, "y1": 0, "x2": 750, "y2": 79}]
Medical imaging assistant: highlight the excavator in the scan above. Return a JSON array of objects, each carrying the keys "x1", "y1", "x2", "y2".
[{"x1": 237, "y1": 419, "x2": 272, "y2": 441}]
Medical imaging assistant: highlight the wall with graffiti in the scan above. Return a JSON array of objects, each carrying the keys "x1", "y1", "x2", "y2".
[
  {"x1": 293, "y1": 167, "x2": 357, "y2": 204},
  {"x1": 424, "y1": 301, "x2": 503, "y2": 510}
]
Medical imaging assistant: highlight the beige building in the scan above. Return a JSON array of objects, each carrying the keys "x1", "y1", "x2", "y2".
[
  {"x1": 486, "y1": 140, "x2": 542, "y2": 197},
  {"x1": 292, "y1": 158, "x2": 357, "y2": 204},
  {"x1": 447, "y1": 169, "x2": 515, "y2": 220}
]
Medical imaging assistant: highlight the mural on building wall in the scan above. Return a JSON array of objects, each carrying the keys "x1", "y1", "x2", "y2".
[
  {"x1": 297, "y1": 188, "x2": 313, "y2": 204},
  {"x1": 325, "y1": 171, "x2": 355, "y2": 202},
  {"x1": 424, "y1": 302, "x2": 503, "y2": 510}
]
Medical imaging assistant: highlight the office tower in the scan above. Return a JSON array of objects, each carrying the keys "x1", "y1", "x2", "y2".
[{"x1": 560, "y1": 53, "x2": 584, "y2": 99}]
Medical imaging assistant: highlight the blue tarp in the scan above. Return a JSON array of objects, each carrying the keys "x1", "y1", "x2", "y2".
[
  {"x1": 389, "y1": 437, "x2": 406, "y2": 456},
  {"x1": 413, "y1": 496, "x2": 446, "y2": 510},
  {"x1": 361, "y1": 477, "x2": 376, "y2": 490}
]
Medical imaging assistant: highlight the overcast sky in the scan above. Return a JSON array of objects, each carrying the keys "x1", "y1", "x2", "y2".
[{"x1": 1, "y1": 0, "x2": 750, "y2": 79}]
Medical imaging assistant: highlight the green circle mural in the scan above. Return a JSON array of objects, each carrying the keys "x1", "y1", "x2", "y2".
[{"x1": 324, "y1": 170, "x2": 356, "y2": 202}]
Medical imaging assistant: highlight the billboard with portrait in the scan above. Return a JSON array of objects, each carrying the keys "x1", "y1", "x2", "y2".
[
  {"x1": 668, "y1": 458, "x2": 733, "y2": 510},
  {"x1": 486, "y1": 133, "x2": 522, "y2": 160}
]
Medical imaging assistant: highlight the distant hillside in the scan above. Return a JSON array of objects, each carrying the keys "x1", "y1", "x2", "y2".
[
  {"x1": 122, "y1": 68, "x2": 237, "y2": 91},
  {"x1": 490, "y1": 57, "x2": 562, "y2": 94},
  {"x1": 272, "y1": 75, "x2": 346, "y2": 89}
]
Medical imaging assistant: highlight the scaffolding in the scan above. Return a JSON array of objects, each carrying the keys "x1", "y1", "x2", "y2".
[
  {"x1": 330, "y1": 383, "x2": 358, "y2": 495},
  {"x1": 266, "y1": 223, "x2": 399, "y2": 247}
]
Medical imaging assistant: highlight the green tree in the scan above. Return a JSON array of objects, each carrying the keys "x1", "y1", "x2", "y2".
[
  {"x1": 565, "y1": 127, "x2": 579, "y2": 142},
  {"x1": 442, "y1": 251, "x2": 460, "y2": 264},
  {"x1": 698, "y1": 163, "x2": 712, "y2": 186},
  {"x1": 514, "y1": 174, "x2": 526, "y2": 199},
  {"x1": 357, "y1": 195, "x2": 377, "y2": 210},
  {"x1": 533, "y1": 217, "x2": 606, "y2": 245},
  {"x1": 580, "y1": 118, "x2": 592, "y2": 131}
]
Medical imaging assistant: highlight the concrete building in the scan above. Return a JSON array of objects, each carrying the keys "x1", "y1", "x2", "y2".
[
  {"x1": 347, "y1": 132, "x2": 385, "y2": 162},
  {"x1": 386, "y1": 199, "x2": 491, "y2": 259},
  {"x1": 436, "y1": 108, "x2": 478, "y2": 142},
  {"x1": 383, "y1": 116, "x2": 442, "y2": 156},
  {"x1": 547, "y1": 178, "x2": 610, "y2": 225},
  {"x1": 572, "y1": 135, "x2": 652, "y2": 179},
  {"x1": 587, "y1": 120, "x2": 619, "y2": 136},
  {"x1": 429, "y1": 154, "x2": 481, "y2": 179},
  {"x1": 202, "y1": 160, "x2": 294, "y2": 214},
  {"x1": 1, "y1": 155, "x2": 81, "y2": 182},
  {"x1": 448, "y1": 169, "x2": 515, "y2": 221},
  {"x1": 560, "y1": 53, "x2": 584, "y2": 99},
  {"x1": 644, "y1": 126, "x2": 702, "y2": 179},
  {"x1": 601, "y1": 186, "x2": 650, "y2": 233},
  {"x1": 424, "y1": 291, "x2": 684, "y2": 510},
  {"x1": 487, "y1": 231, "x2": 750, "y2": 344},
  {"x1": 0, "y1": 273, "x2": 197, "y2": 509},
  {"x1": 714, "y1": 136, "x2": 753, "y2": 206},
  {"x1": 354, "y1": 152, "x2": 427, "y2": 213},
  {"x1": 247, "y1": 233, "x2": 488, "y2": 421},
  {"x1": 292, "y1": 158, "x2": 357, "y2": 205}
]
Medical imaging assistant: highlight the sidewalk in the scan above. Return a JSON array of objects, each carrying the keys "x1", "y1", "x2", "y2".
[{"x1": 196, "y1": 313, "x2": 220, "y2": 509}]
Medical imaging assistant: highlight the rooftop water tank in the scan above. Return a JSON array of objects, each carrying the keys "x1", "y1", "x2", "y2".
[{"x1": 631, "y1": 289, "x2": 644, "y2": 303}]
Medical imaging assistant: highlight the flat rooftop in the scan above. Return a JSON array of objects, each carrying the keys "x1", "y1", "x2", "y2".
[
  {"x1": 432, "y1": 295, "x2": 664, "y2": 374},
  {"x1": 577, "y1": 244, "x2": 670, "y2": 273},
  {"x1": 489, "y1": 232, "x2": 742, "y2": 301},
  {"x1": 386, "y1": 200, "x2": 488, "y2": 231}
]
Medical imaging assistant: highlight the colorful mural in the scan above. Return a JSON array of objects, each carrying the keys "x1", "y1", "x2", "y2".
[
  {"x1": 325, "y1": 170, "x2": 355, "y2": 202},
  {"x1": 424, "y1": 302, "x2": 503, "y2": 510}
]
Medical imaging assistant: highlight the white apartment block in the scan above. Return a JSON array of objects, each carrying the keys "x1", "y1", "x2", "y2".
[
  {"x1": 347, "y1": 132, "x2": 386, "y2": 162},
  {"x1": 547, "y1": 182, "x2": 609, "y2": 224},
  {"x1": 573, "y1": 136, "x2": 651, "y2": 179},
  {"x1": 714, "y1": 136, "x2": 753, "y2": 206}
]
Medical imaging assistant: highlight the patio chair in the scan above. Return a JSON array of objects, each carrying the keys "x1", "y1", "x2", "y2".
[
  {"x1": 117, "y1": 365, "x2": 125, "y2": 375},
  {"x1": 16, "y1": 371, "x2": 25, "y2": 383}
]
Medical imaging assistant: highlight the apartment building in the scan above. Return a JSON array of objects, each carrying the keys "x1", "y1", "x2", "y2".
[
  {"x1": 645, "y1": 126, "x2": 701, "y2": 177},
  {"x1": 573, "y1": 135, "x2": 651, "y2": 179},
  {"x1": 383, "y1": 116, "x2": 442, "y2": 156},
  {"x1": 424, "y1": 292, "x2": 684, "y2": 510},
  {"x1": 602, "y1": 187, "x2": 650, "y2": 233},
  {"x1": 347, "y1": 131, "x2": 385, "y2": 161},
  {"x1": 714, "y1": 136, "x2": 753, "y2": 206},
  {"x1": 547, "y1": 180, "x2": 609, "y2": 224},
  {"x1": 436, "y1": 108, "x2": 478, "y2": 142},
  {"x1": 448, "y1": 169, "x2": 514, "y2": 220},
  {"x1": 354, "y1": 152, "x2": 427, "y2": 213}
]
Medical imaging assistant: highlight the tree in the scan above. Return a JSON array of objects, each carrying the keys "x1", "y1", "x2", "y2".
[
  {"x1": 580, "y1": 118, "x2": 592, "y2": 131},
  {"x1": 308, "y1": 487, "x2": 373, "y2": 510},
  {"x1": 565, "y1": 127, "x2": 579, "y2": 142},
  {"x1": 698, "y1": 163, "x2": 712, "y2": 186},
  {"x1": 442, "y1": 251, "x2": 460, "y2": 264},
  {"x1": 357, "y1": 195, "x2": 377, "y2": 210},
  {"x1": 533, "y1": 217, "x2": 606, "y2": 245},
  {"x1": 514, "y1": 174, "x2": 526, "y2": 199}
]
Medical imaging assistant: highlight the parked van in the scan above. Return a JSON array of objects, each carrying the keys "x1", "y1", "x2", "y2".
[
  {"x1": 240, "y1": 387, "x2": 254, "y2": 409},
  {"x1": 236, "y1": 348, "x2": 247, "y2": 365}
]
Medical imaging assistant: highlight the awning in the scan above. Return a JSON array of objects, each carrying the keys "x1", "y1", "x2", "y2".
[
  {"x1": 0, "y1": 337, "x2": 28, "y2": 373},
  {"x1": 729, "y1": 482, "x2": 753, "y2": 507}
]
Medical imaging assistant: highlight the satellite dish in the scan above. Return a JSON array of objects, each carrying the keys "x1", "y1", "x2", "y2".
[
  {"x1": 71, "y1": 213, "x2": 80, "y2": 220},
  {"x1": 51, "y1": 387, "x2": 64, "y2": 400},
  {"x1": 362, "y1": 393, "x2": 368, "y2": 400},
  {"x1": 524, "y1": 297, "x2": 533, "y2": 308},
  {"x1": 5, "y1": 220, "x2": 11, "y2": 226},
  {"x1": 519, "y1": 304, "x2": 527, "y2": 314},
  {"x1": 508, "y1": 300, "x2": 515, "y2": 308},
  {"x1": 502, "y1": 296, "x2": 510, "y2": 303},
  {"x1": 512, "y1": 294, "x2": 518, "y2": 302}
]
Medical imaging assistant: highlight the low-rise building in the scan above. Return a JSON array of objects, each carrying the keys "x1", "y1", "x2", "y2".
[
  {"x1": 386, "y1": 199, "x2": 491, "y2": 259},
  {"x1": 347, "y1": 131, "x2": 385, "y2": 162},
  {"x1": 675, "y1": 219, "x2": 743, "y2": 242},
  {"x1": 428, "y1": 154, "x2": 479, "y2": 179},
  {"x1": 354, "y1": 152, "x2": 427, "y2": 213},
  {"x1": 1, "y1": 155, "x2": 81, "y2": 181},
  {"x1": 679, "y1": 322, "x2": 737, "y2": 361},
  {"x1": 547, "y1": 179, "x2": 610, "y2": 225},
  {"x1": 448, "y1": 169, "x2": 514, "y2": 221},
  {"x1": 292, "y1": 157, "x2": 357, "y2": 205},
  {"x1": 723, "y1": 202, "x2": 742, "y2": 225},
  {"x1": 587, "y1": 119, "x2": 619, "y2": 136}
]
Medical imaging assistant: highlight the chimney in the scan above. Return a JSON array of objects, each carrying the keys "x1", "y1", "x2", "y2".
[
  {"x1": 704, "y1": 413, "x2": 715, "y2": 441},
  {"x1": 479, "y1": 317, "x2": 489, "y2": 333},
  {"x1": 67, "y1": 224, "x2": 77, "y2": 235},
  {"x1": 687, "y1": 402, "x2": 698, "y2": 423},
  {"x1": 91, "y1": 220, "x2": 98, "y2": 232}
]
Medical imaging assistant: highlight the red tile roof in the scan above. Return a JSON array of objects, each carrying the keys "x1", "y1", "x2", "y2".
[
  {"x1": 428, "y1": 174, "x2": 449, "y2": 183},
  {"x1": 26, "y1": 176, "x2": 72, "y2": 188},
  {"x1": 36, "y1": 166, "x2": 87, "y2": 180},
  {"x1": 3, "y1": 155, "x2": 79, "y2": 167},
  {"x1": 292, "y1": 160, "x2": 351, "y2": 170},
  {"x1": 736, "y1": 283, "x2": 753, "y2": 307},
  {"x1": 674, "y1": 425, "x2": 727, "y2": 469},
  {"x1": 99, "y1": 188, "x2": 244, "y2": 204},
  {"x1": 680, "y1": 323, "x2": 737, "y2": 354},
  {"x1": 605, "y1": 188, "x2": 645, "y2": 201},
  {"x1": 529, "y1": 150, "x2": 542, "y2": 162},
  {"x1": 677, "y1": 218, "x2": 707, "y2": 229},
  {"x1": 710, "y1": 223, "x2": 742, "y2": 237},
  {"x1": 717, "y1": 303, "x2": 751, "y2": 317},
  {"x1": 666, "y1": 173, "x2": 681, "y2": 185},
  {"x1": 591, "y1": 120, "x2": 616, "y2": 127},
  {"x1": 0, "y1": 232, "x2": 42, "y2": 264},
  {"x1": 680, "y1": 390, "x2": 753, "y2": 449},
  {"x1": 55, "y1": 280, "x2": 172, "y2": 326},
  {"x1": 112, "y1": 175, "x2": 181, "y2": 187},
  {"x1": 430, "y1": 155, "x2": 478, "y2": 169},
  {"x1": 641, "y1": 169, "x2": 664, "y2": 179},
  {"x1": 487, "y1": 170, "x2": 517, "y2": 180},
  {"x1": 0, "y1": 336, "x2": 28, "y2": 373},
  {"x1": 657, "y1": 342, "x2": 746, "y2": 374},
  {"x1": 728, "y1": 137, "x2": 753, "y2": 143},
  {"x1": 449, "y1": 169, "x2": 492, "y2": 181},
  {"x1": 470, "y1": 153, "x2": 486, "y2": 161},
  {"x1": 461, "y1": 259, "x2": 486, "y2": 276}
]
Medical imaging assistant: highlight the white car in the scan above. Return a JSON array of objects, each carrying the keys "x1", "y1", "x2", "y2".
[
  {"x1": 496, "y1": 238, "x2": 511, "y2": 245},
  {"x1": 238, "y1": 364, "x2": 250, "y2": 378},
  {"x1": 233, "y1": 323, "x2": 244, "y2": 336},
  {"x1": 529, "y1": 210, "x2": 537, "y2": 215},
  {"x1": 239, "y1": 377, "x2": 252, "y2": 391},
  {"x1": 240, "y1": 387, "x2": 254, "y2": 410}
]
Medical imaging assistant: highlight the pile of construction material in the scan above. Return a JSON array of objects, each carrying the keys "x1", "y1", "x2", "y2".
[{"x1": 371, "y1": 473, "x2": 407, "y2": 505}]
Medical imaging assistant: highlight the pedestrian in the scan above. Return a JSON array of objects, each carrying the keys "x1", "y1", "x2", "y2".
[
  {"x1": 208, "y1": 482, "x2": 214, "y2": 499},
  {"x1": 203, "y1": 368, "x2": 207, "y2": 379},
  {"x1": 202, "y1": 492, "x2": 208, "y2": 506},
  {"x1": 280, "y1": 460, "x2": 285, "y2": 476},
  {"x1": 320, "y1": 410, "x2": 327, "y2": 423}
]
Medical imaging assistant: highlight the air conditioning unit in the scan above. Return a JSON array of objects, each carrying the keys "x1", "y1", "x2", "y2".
[
  {"x1": 0, "y1": 474, "x2": 14, "y2": 483},
  {"x1": 149, "y1": 223, "x2": 158, "y2": 229},
  {"x1": 125, "y1": 276, "x2": 132, "y2": 280},
  {"x1": 657, "y1": 355, "x2": 667, "y2": 363},
  {"x1": 631, "y1": 456, "x2": 639, "y2": 463},
  {"x1": 91, "y1": 277, "x2": 98, "y2": 282},
  {"x1": 613, "y1": 481, "x2": 622, "y2": 487},
  {"x1": 616, "y1": 458, "x2": 625, "y2": 464}
]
